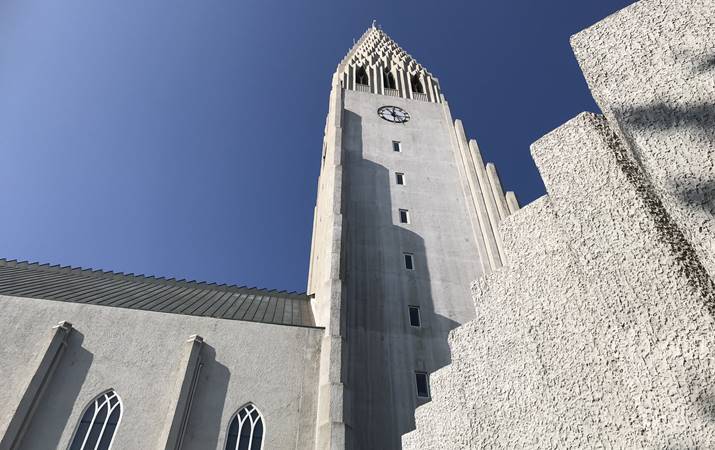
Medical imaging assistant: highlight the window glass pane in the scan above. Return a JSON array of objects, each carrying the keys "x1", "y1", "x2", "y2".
[
  {"x1": 69, "y1": 391, "x2": 122, "y2": 450},
  {"x1": 251, "y1": 420, "x2": 264, "y2": 450},
  {"x1": 225, "y1": 417, "x2": 239, "y2": 450},
  {"x1": 83, "y1": 403, "x2": 106, "y2": 449},
  {"x1": 409, "y1": 306, "x2": 421, "y2": 327},
  {"x1": 356, "y1": 66, "x2": 369, "y2": 85},
  {"x1": 396, "y1": 173, "x2": 404, "y2": 185},
  {"x1": 416, "y1": 372, "x2": 430, "y2": 397},
  {"x1": 393, "y1": 141, "x2": 401, "y2": 152},
  {"x1": 69, "y1": 422, "x2": 91, "y2": 450},
  {"x1": 404, "y1": 254, "x2": 414, "y2": 270},
  {"x1": 399, "y1": 209, "x2": 409, "y2": 223},
  {"x1": 240, "y1": 422, "x2": 252, "y2": 438},
  {"x1": 96, "y1": 406, "x2": 121, "y2": 450},
  {"x1": 227, "y1": 404, "x2": 265, "y2": 450}
]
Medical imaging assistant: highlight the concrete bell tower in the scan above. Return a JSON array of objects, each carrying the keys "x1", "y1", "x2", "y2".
[{"x1": 307, "y1": 23, "x2": 518, "y2": 449}]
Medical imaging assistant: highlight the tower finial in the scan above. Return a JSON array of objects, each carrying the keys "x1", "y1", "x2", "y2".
[{"x1": 372, "y1": 19, "x2": 377, "y2": 29}]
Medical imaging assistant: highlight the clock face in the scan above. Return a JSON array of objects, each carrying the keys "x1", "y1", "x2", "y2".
[{"x1": 378, "y1": 106, "x2": 410, "y2": 123}]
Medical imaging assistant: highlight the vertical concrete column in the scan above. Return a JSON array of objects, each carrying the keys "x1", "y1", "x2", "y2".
[
  {"x1": 441, "y1": 103, "x2": 488, "y2": 274},
  {"x1": 453, "y1": 120, "x2": 499, "y2": 272},
  {"x1": 426, "y1": 76, "x2": 436, "y2": 103},
  {"x1": 468, "y1": 138, "x2": 506, "y2": 263},
  {"x1": 347, "y1": 66, "x2": 355, "y2": 91},
  {"x1": 307, "y1": 202, "x2": 319, "y2": 289},
  {"x1": 369, "y1": 66, "x2": 378, "y2": 94},
  {"x1": 506, "y1": 192, "x2": 520, "y2": 214},
  {"x1": 311, "y1": 81, "x2": 346, "y2": 450},
  {"x1": 435, "y1": 85, "x2": 443, "y2": 104},
  {"x1": 486, "y1": 163, "x2": 510, "y2": 220},
  {"x1": 158, "y1": 334, "x2": 205, "y2": 450},
  {"x1": 394, "y1": 69, "x2": 403, "y2": 97},
  {"x1": 402, "y1": 68, "x2": 412, "y2": 100},
  {"x1": 376, "y1": 63, "x2": 384, "y2": 95},
  {"x1": 341, "y1": 72, "x2": 348, "y2": 90},
  {"x1": 419, "y1": 73, "x2": 428, "y2": 101},
  {"x1": 0, "y1": 321, "x2": 73, "y2": 450}
]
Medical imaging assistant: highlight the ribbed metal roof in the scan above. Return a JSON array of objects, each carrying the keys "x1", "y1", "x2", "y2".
[{"x1": 0, "y1": 259, "x2": 316, "y2": 328}]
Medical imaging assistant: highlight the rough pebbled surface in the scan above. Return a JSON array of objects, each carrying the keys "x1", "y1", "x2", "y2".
[
  {"x1": 404, "y1": 110, "x2": 715, "y2": 448},
  {"x1": 404, "y1": 1, "x2": 715, "y2": 447},
  {"x1": 571, "y1": 0, "x2": 715, "y2": 280}
]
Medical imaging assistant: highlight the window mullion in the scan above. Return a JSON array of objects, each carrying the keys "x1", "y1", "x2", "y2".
[
  {"x1": 79, "y1": 402, "x2": 99, "y2": 450},
  {"x1": 91, "y1": 396, "x2": 112, "y2": 450}
]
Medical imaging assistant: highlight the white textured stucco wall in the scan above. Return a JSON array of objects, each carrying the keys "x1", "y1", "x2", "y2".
[
  {"x1": 571, "y1": 0, "x2": 715, "y2": 281},
  {"x1": 403, "y1": 0, "x2": 715, "y2": 448},
  {"x1": 0, "y1": 296, "x2": 322, "y2": 450}
]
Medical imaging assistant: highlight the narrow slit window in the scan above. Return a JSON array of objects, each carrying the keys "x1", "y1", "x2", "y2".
[
  {"x1": 408, "y1": 306, "x2": 421, "y2": 327},
  {"x1": 392, "y1": 141, "x2": 401, "y2": 152},
  {"x1": 399, "y1": 209, "x2": 410, "y2": 224},
  {"x1": 395, "y1": 172, "x2": 405, "y2": 185},
  {"x1": 355, "y1": 66, "x2": 369, "y2": 86},
  {"x1": 383, "y1": 69, "x2": 397, "y2": 90},
  {"x1": 410, "y1": 75, "x2": 424, "y2": 94},
  {"x1": 415, "y1": 372, "x2": 430, "y2": 398},
  {"x1": 404, "y1": 253, "x2": 415, "y2": 270}
]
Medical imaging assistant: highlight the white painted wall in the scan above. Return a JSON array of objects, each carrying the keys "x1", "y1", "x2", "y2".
[{"x1": 0, "y1": 295, "x2": 322, "y2": 450}]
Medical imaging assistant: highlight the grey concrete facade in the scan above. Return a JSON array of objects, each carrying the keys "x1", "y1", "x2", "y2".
[
  {"x1": 0, "y1": 295, "x2": 322, "y2": 450},
  {"x1": 403, "y1": 0, "x2": 715, "y2": 448},
  {"x1": 0, "y1": 19, "x2": 524, "y2": 450},
  {"x1": 308, "y1": 26, "x2": 516, "y2": 449}
]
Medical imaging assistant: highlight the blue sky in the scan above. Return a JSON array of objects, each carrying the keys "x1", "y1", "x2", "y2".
[{"x1": 0, "y1": 0, "x2": 635, "y2": 292}]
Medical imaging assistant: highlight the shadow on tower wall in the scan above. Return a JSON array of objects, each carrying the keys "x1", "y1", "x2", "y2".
[{"x1": 341, "y1": 111, "x2": 461, "y2": 449}]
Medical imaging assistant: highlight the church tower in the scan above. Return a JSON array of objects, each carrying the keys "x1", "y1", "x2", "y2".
[{"x1": 307, "y1": 23, "x2": 518, "y2": 449}]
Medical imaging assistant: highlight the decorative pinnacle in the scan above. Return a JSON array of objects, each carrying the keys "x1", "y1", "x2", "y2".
[{"x1": 372, "y1": 19, "x2": 377, "y2": 29}]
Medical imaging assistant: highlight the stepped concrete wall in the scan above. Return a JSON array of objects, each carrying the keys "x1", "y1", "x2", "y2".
[
  {"x1": 403, "y1": 0, "x2": 715, "y2": 448},
  {"x1": 572, "y1": 0, "x2": 715, "y2": 280}
]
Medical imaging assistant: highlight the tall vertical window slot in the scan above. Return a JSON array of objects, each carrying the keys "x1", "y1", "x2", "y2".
[
  {"x1": 395, "y1": 172, "x2": 405, "y2": 185},
  {"x1": 410, "y1": 75, "x2": 424, "y2": 94},
  {"x1": 399, "y1": 209, "x2": 410, "y2": 224},
  {"x1": 355, "y1": 66, "x2": 369, "y2": 86},
  {"x1": 392, "y1": 141, "x2": 402, "y2": 152},
  {"x1": 404, "y1": 253, "x2": 415, "y2": 270},
  {"x1": 415, "y1": 372, "x2": 430, "y2": 398},
  {"x1": 383, "y1": 69, "x2": 397, "y2": 90},
  {"x1": 408, "y1": 306, "x2": 421, "y2": 327}
]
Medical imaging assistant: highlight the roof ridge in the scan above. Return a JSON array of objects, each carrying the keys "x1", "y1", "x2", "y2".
[{"x1": 0, "y1": 257, "x2": 308, "y2": 298}]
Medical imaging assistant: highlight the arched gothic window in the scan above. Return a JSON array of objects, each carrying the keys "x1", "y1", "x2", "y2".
[
  {"x1": 355, "y1": 66, "x2": 369, "y2": 86},
  {"x1": 410, "y1": 74, "x2": 424, "y2": 94},
  {"x1": 383, "y1": 69, "x2": 397, "y2": 89},
  {"x1": 224, "y1": 403, "x2": 264, "y2": 450},
  {"x1": 68, "y1": 390, "x2": 122, "y2": 450}
]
